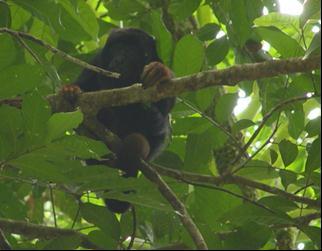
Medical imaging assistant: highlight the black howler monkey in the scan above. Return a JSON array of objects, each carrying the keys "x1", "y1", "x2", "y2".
[{"x1": 67, "y1": 28, "x2": 175, "y2": 213}]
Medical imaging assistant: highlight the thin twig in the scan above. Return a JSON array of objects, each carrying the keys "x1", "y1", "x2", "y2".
[
  {"x1": 232, "y1": 112, "x2": 281, "y2": 174},
  {"x1": 177, "y1": 97, "x2": 244, "y2": 153},
  {"x1": 232, "y1": 95, "x2": 312, "y2": 164},
  {"x1": 151, "y1": 164, "x2": 320, "y2": 208},
  {"x1": 0, "y1": 27, "x2": 120, "y2": 79},
  {"x1": 49, "y1": 184, "x2": 57, "y2": 228}
]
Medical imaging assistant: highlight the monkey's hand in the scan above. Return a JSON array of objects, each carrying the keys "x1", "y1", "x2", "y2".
[
  {"x1": 58, "y1": 84, "x2": 82, "y2": 112},
  {"x1": 60, "y1": 84, "x2": 82, "y2": 105},
  {"x1": 141, "y1": 62, "x2": 173, "y2": 88}
]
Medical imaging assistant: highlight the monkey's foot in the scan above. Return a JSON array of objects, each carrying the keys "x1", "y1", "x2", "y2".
[
  {"x1": 60, "y1": 84, "x2": 82, "y2": 104},
  {"x1": 141, "y1": 62, "x2": 173, "y2": 88}
]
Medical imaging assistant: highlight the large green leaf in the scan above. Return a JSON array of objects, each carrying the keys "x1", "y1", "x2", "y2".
[
  {"x1": 206, "y1": 35, "x2": 229, "y2": 66},
  {"x1": 215, "y1": 93, "x2": 238, "y2": 123},
  {"x1": 147, "y1": 10, "x2": 174, "y2": 66},
  {"x1": 13, "y1": 0, "x2": 98, "y2": 43},
  {"x1": 0, "y1": 105, "x2": 24, "y2": 160},
  {"x1": 46, "y1": 110, "x2": 83, "y2": 142},
  {"x1": 21, "y1": 92, "x2": 51, "y2": 148},
  {"x1": 223, "y1": 222, "x2": 271, "y2": 250},
  {"x1": 0, "y1": 64, "x2": 44, "y2": 99},
  {"x1": 173, "y1": 35, "x2": 205, "y2": 77},
  {"x1": 305, "y1": 136, "x2": 321, "y2": 174},
  {"x1": 80, "y1": 203, "x2": 120, "y2": 240},
  {"x1": 254, "y1": 26, "x2": 305, "y2": 58},
  {"x1": 169, "y1": 0, "x2": 202, "y2": 21},
  {"x1": 0, "y1": 35, "x2": 16, "y2": 70},
  {"x1": 278, "y1": 140, "x2": 299, "y2": 167}
]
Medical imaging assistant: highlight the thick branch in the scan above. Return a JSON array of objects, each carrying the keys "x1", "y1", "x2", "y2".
[
  {"x1": 0, "y1": 218, "x2": 101, "y2": 249},
  {"x1": 1, "y1": 56, "x2": 319, "y2": 115},
  {"x1": 0, "y1": 28, "x2": 120, "y2": 79},
  {"x1": 139, "y1": 161, "x2": 208, "y2": 250}
]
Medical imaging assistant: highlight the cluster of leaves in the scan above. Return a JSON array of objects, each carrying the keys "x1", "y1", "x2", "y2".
[{"x1": 0, "y1": 0, "x2": 320, "y2": 250}]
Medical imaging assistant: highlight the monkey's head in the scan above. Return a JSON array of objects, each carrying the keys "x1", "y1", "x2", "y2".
[{"x1": 100, "y1": 28, "x2": 160, "y2": 86}]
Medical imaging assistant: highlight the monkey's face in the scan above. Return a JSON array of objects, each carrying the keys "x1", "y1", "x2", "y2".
[{"x1": 100, "y1": 28, "x2": 160, "y2": 86}]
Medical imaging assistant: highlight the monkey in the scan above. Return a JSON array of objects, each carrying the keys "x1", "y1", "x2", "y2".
[{"x1": 62, "y1": 28, "x2": 175, "y2": 213}]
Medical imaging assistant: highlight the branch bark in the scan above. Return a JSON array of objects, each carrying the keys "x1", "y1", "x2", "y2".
[
  {"x1": 152, "y1": 164, "x2": 321, "y2": 208},
  {"x1": 0, "y1": 218, "x2": 101, "y2": 249},
  {"x1": 1, "y1": 56, "x2": 320, "y2": 116}
]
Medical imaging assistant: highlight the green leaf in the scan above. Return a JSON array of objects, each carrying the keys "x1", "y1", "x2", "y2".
[
  {"x1": 215, "y1": 93, "x2": 238, "y2": 123},
  {"x1": 172, "y1": 117, "x2": 211, "y2": 135},
  {"x1": 173, "y1": 35, "x2": 205, "y2": 77},
  {"x1": 88, "y1": 230, "x2": 117, "y2": 250},
  {"x1": 220, "y1": 203, "x2": 292, "y2": 226},
  {"x1": 269, "y1": 149, "x2": 278, "y2": 164},
  {"x1": 254, "y1": 12, "x2": 299, "y2": 35},
  {"x1": 184, "y1": 132, "x2": 213, "y2": 173},
  {"x1": 53, "y1": 135, "x2": 108, "y2": 159},
  {"x1": 197, "y1": 23, "x2": 220, "y2": 41},
  {"x1": 301, "y1": 226, "x2": 321, "y2": 249},
  {"x1": 286, "y1": 106, "x2": 305, "y2": 140},
  {"x1": 191, "y1": 186, "x2": 242, "y2": 231},
  {"x1": 232, "y1": 119, "x2": 255, "y2": 133},
  {"x1": 258, "y1": 196, "x2": 298, "y2": 212},
  {"x1": 0, "y1": 1, "x2": 11, "y2": 27},
  {"x1": 148, "y1": 10, "x2": 174, "y2": 66},
  {"x1": 21, "y1": 92, "x2": 51, "y2": 148},
  {"x1": 223, "y1": 222, "x2": 271, "y2": 250},
  {"x1": 13, "y1": 0, "x2": 96, "y2": 43},
  {"x1": 300, "y1": 0, "x2": 321, "y2": 28},
  {"x1": 80, "y1": 203, "x2": 120, "y2": 240},
  {"x1": 229, "y1": 1, "x2": 252, "y2": 46},
  {"x1": 278, "y1": 140, "x2": 299, "y2": 167},
  {"x1": 0, "y1": 64, "x2": 44, "y2": 99},
  {"x1": 43, "y1": 235, "x2": 81, "y2": 250},
  {"x1": 238, "y1": 160, "x2": 279, "y2": 180},
  {"x1": 46, "y1": 110, "x2": 83, "y2": 141},
  {"x1": 304, "y1": 31, "x2": 321, "y2": 59},
  {"x1": 305, "y1": 136, "x2": 321, "y2": 174},
  {"x1": 305, "y1": 117, "x2": 321, "y2": 137},
  {"x1": 279, "y1": 169, "x2": 298, "y2": 189},
  {"x1": 59, "y1": 0, "x2": 99, "y2": 40},
  {"x1": 169, "y1": 0, "x2": 202, "y2": 21},
  {"x1": 0, "y1": 105, "x2": 23, "y2": 160},
  {"x1": 254, "y1": 26, "x2": 305, "y2": 58},
  {"x1": 105, "y1": 0, "x2": 145, "y2": 20},
  {"x1": 206, "y1": 35, "x2": 229, "y2": 65},
  {"x1": 0, "y1": 35, "x2": 16, "y2": 70}
]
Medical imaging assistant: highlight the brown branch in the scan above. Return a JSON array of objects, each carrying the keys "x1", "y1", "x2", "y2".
[
  {"x1": 139, "y1": 161, "x2": 208, "y2": 250},
  {"x1": 0, "y1": 218, "x2": 101, "y2": 249},
  {"x1": 151, "y1": 164, "x2": 320, "y2": 208},
  {"x1": 0, "y1": 27, "x2": 120, "y2": 79},
  {"x1": 1, "y1": 56, "x2": 319, "y2": 117}
]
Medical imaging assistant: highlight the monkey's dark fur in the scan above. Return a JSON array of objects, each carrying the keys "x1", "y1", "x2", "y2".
[{"x1": 74, "y1": 28, "x2": 175, "y2": 213}]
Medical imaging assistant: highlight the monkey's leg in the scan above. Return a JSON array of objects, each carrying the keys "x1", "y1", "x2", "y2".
[{"x1": 105, "y1": 133, "x2": 150, "y2": 213}]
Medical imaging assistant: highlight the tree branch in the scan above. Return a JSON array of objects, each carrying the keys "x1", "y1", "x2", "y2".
[
  {"x1": 139, "y1": 160, "x2": 208, "y2": 250},
  {"x1": 1, "y1": 56, "x2": 320, "y2": 116},
  {"x1": 0, "y1": 218, "x2": 101, "y2": 249},
  {"x1": 151, "y1": 164, "x2": 320, "y2": 208}
]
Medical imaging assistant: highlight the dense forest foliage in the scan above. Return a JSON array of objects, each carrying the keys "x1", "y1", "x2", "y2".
[{"x1": 0, "y1": 0, "x2": 320, "y2": 250}]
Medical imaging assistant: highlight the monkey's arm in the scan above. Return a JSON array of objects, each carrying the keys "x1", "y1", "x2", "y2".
[{"x1": 141, "y1": 62, "x2": 176, "y2": 115}]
